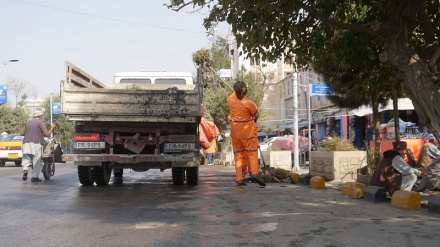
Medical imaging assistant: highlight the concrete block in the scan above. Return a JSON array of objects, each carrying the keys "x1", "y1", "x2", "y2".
[
  {"x1": 427, "y1": 196, "x2": 440, "y2": 214},
  {"x1": 363, "y1": 186, "x2": 387, "y2": 203},
  {"x1": 391, "y1": 190, "x2": 421, "y2": 210},
  {"x1": 291, "y1": 173, "x2": 300, "y2": 184},
  {"x1": 310, "y1": 176, "x2": 325, "y2": 189},
  {"x1": 299, "y1": 174, "x2": 312, "y2": 186},
  {"x1": 341, "y1": 182, "x2": 365, "y2": 199}
]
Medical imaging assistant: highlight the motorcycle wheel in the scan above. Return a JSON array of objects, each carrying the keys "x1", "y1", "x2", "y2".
[{"x1": 42, "y1": 161, "x2": 53, "y2": 180}]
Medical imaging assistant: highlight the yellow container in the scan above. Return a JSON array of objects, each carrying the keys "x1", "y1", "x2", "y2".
[
  {"x1": 291, "y1": 173, "x2": 300, "y2": 184},
  {"x1": 341, "y1": 182, "x2": 354, "y2": 196},
  {"x1": 350, "y1": 183, "x2": 365, "y2": 199},
  {"x1": 391, "y1": 190, "x2": 421, "y2": 210},
  {"x1": 310, "y1": 176, "x2": 325, "y2": 189}
]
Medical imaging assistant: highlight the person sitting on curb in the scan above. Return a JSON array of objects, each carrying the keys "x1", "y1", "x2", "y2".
[
  {"x1": 417, "y1": 156, "x2": 440, "y2": 194},
  {"x1": 417, "y1": 134, "x2": 440, "y2": 175},
  {"x1": 370, "y1": 141, "x2": 421, "y2": 196}
]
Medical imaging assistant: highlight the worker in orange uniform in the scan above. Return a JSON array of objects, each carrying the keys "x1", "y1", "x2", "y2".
[{"x1": 227, "y1": 81, "x2": 266, "y2": 186}]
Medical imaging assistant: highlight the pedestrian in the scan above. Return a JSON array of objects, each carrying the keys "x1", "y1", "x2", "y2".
[
  {"x1": 227, "y1": 81, "x2": 265, "y2": 186},
  {"x1": 20, "y1": 110, "x2": 56, "y2": 182},
  {"x1": 417, "y1": 134, "x2": 440, "y2": 175},
  {"x1": 205, "y1": 139, "x2": 217, "y2": 165},
  {"x1": 370, "y1": 141, "x2": 421, "y2": 196}
]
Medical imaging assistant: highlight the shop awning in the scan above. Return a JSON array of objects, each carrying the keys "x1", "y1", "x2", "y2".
[
  {"x1": 350, "y1": 98, "x2": 414, "y2": 117},
  {"x1": 279, "y1": 120, "x2": 308, "y2": 130}
]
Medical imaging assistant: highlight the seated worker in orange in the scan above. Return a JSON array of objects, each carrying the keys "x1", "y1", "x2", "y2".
[{"x1": 227, "y1": 81, "x2": 265, "y2": 186}]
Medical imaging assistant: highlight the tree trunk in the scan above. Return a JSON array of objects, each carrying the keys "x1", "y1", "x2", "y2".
[
  {"x1": 372, "y1": 100, "x2": 381, "y2": 154},
  {"x1": 380, "y1": 14, "x2": 440, "y2": 139},
  {"x1": 393, "y1": 97, "x2": 399, "y2": 142}
]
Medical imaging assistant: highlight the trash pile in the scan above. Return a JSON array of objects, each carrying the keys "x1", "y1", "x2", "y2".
[{"x1": 259, "y1": 167, "x2": 292, "y2": 183}]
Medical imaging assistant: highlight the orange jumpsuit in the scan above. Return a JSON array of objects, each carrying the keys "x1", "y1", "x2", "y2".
[{"x1": 227, "y1": 92, "x2": 259, "y2": 182}]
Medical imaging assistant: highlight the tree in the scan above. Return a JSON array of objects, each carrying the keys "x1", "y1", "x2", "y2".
[
  {"x1": 6, "y1": 78, "x2": 32, "y2": 107},
  {"x1": 41, "y1": 95, "x2": 75, "y2": 148},
  {"x1": 310, "y1": 27, "x2": 400, "y2": 170},
  {"x1": 0, "y1": 105, "x2": 29, "y2": 134},
  {"x1": 192, "y1": 35, "x2": 264, "y2": 136},
  {"x1": 168, "y1": 1, "x2": 440, "y2": 138}
]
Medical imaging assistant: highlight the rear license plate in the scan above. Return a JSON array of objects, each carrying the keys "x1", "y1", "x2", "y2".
[
  {"x1": 164, "y1": 143, "x2": 195, "y2": 151},
  {"x1": 8, "y1": 153, "x2": 19, "y2": 159},
  {"x1": 74, "y1": 142, "x2": 105, "y2": 149}
]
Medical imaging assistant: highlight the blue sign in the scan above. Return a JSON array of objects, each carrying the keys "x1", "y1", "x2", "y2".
[
  {"x1": 52, "y1": 102, "x2": 61, "y2": 115},
  {"x1": 0, "y1": 85, "x2": 7, "y2": 104},
  {"x1": 310, "y1": 84, "x2": 333, "y2": 96}
]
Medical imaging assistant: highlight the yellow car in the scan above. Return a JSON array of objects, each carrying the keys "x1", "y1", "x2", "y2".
[{"x1": 0, "y1": 134, "x2": 24, "y2": 167}]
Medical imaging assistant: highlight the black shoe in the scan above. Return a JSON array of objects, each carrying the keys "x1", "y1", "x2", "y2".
[
  {"x1": 31, "y1": 177, "x2": 42, "y2": 183},
  {"x1": 22, "y1": 171, "x2": 28, "y2": 181},
  {"x1": 236, "y1": 181, "x2": 247, "y2": 186},
  {"x1": 250, "y1": 176, "x2": 266, "y2": 187}
]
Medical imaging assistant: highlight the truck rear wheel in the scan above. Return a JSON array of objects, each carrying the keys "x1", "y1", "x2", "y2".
[
  {"x1": 93, "y1": 162, "x2": 111, "y2": 186},
  {"x1": 172, "y1": 167, "x2": 185, "y2": 186},
  {"x1": 78, "y1": 165, "x2": 94, "y2": 186},
  {"x1": 186, "y1": 167, "x2": 199, "y2": 186}
]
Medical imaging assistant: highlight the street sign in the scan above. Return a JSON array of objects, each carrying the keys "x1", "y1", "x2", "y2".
[
  {"x1": 52, "y1": 102, "x2": 61, "y2": 115},
  {"x1": 310, "y1": 84, "x2": 333, "y2": 96},
  {"x1": 0, "y1": 85, "x2": 7, "y2": 104}
]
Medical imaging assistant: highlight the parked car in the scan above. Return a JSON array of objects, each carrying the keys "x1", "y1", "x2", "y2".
[
  {"x1": 259, "y1": 137, "x2": 277, "y2": 152},
  {"x1": 258, "y1": 135, "x2": 311, "y2": 166},
  {"x1": 0, "y1": 134, "x2": 24, "y2": 167}
]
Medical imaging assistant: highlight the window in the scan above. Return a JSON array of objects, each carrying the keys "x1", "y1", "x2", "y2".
[
  {"x1": 120, "y1": 78, "x2": 152, "y2": 84},
  {"x1": 155, "y1": 79, "x2": 186, "y2": 85}
]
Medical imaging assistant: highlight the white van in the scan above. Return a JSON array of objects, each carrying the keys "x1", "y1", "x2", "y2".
[{"x1": 114, "y1": 71, "x2": 194, "y2": 85}]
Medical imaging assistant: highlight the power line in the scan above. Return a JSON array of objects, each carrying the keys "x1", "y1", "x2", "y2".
[{"x1": 10, "y1": 0, "x2": 206, "y2": 34}]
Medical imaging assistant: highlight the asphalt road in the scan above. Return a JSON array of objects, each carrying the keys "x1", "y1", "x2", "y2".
[{"x1": 0, "y1": 162, "x2": 439, "y2": 247}]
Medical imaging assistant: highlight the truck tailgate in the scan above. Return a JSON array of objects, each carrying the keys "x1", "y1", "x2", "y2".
[{"x1": 61, "y1": 83, "x2": 201, "y2": 122}]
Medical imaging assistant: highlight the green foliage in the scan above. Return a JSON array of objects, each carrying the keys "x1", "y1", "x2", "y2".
[
  {"x1": 41, "y1": 95, "x2": 75, "y2": 148},
  {"x1": 0, "y1": 105, "x2": 30, "y2": 134},
  {"x1": 195, "y1": 38, "x2": 263, "y2": 136},
  {"x1": 365, "y1": 147, "x2": 380, "y2": 175},
  {"x1": 169, "y1": 0, "x2": 440, "y2": 139},
  {"x1": 260, "y1": 167, "x2": 291, "y2": 183},
  {"x1": 321, "y1": 137, "x2": 357, "y2": 151},
  {"x1": 211, "y1": 37, "x2": 231, "y2": 70},
  {"x1": 193, "y1": 48, "x2": 210, "y2": 67}
]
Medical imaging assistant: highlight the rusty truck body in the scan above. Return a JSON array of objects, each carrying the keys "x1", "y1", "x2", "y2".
[{"x1": 61, "y1": 61, "x2": 203, "y2": 186}]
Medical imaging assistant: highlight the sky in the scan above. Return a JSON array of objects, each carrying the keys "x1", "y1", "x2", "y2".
[{"x1": 0, "y1": 0, "x2": 228, "y2": 104}]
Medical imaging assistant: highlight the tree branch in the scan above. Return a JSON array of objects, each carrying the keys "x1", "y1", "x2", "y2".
[
  {"x1": 417, "y1": 0, "x2": 437, "y2": 45},
  {"x1": 430, "y1": 46, "x2": 440, "y2": 70},
  {"x1": 290, "y1": 0, "x2": 377, "y2": 35}
]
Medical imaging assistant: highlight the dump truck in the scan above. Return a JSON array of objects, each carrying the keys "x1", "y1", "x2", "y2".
[{"x1": 61, "y1": 61, "x2": 203, "y2": 186}]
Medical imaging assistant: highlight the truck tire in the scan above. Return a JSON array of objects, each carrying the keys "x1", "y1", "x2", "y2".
[
  {"x1": 93, "y1": 162, "x2": 111, "y2": 186},
  {"x1": 114, "y1": 168, "x2": 123, "y2": 178},
  {"x1": 15, "y1": 161, "x2": 22, "y2": 166},
  {"x1": 0, "y1": 160, "x2": 5, "y2": 167},
  {"x1": 78, "y1": 165, "x2": 94, "y2": 186},
  {"x1": 186, "y1": 167, "x2": 199, "y2": 186},
  {"x1": 172, "y1": 167, "x2": 185, "y2": 186}
]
